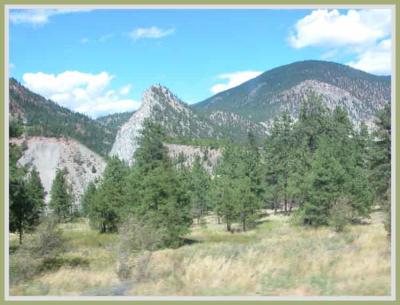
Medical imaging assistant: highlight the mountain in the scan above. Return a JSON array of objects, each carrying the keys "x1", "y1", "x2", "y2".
[
  {"x1": 110, "y1": 85, "x2": 218, "y2": 162},
  {"x1": 11, "y1": 136, "x2": 106, "y2": 204},
  {"x1": 194, "y1": 60, "x2": 391, "y2": 126},
  {"x1": 9, "y1": 78, "x2": 115, "y2": 156},
  {"x1": 96, "y1": 111, "x2": 134, "y2": 134}
]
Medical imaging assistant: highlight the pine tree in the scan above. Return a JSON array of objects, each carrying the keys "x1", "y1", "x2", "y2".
[
  {"x1": 264, "y1": 112, "x2": 296, "y2": 214},
  {"x1": 125, "y1": 120, "x2": 192, "y2": 247},
  {"x1": 88, "y1": 157, "x2": 129, "y2": 233},
  {"x1": 81, "y1": 181, "x2": 97, "y2": 217},
  {"x1": 26, "y1": 167, "x2": 46, "y2": 224},
  {"x1": 188, "y1": 156, "x2": 211, "y2": 224},
  {"x1": 9, "y1": 146, "x2": 45, "y2": 243},
  {"x1": 49, "y1": 168, "x2": 72, "y2": 222},
  {"x1": 212, "y1": 142, "x2": 261, "y2": 232},
  {"x1": 303, "y1": 138, "x2": 346, "y2": 226},
  {"x1": 370, "y1": 104, "x2": 391, "y2": 235}
]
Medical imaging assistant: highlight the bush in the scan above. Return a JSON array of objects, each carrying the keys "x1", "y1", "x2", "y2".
[
  {"x1": 116, "y1": 216, "x2": 165, "y2": 281},
  {"x1": 9, "y1": 218, "x2": 65, "y2": 284},
  {"x1": 328, "y1": 198, "x2": 352, "y2": 232}
]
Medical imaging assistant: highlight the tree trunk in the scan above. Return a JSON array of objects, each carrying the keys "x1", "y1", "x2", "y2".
[
  {"x1": 18, "y1": 227, "x2": 23, "y2": 245},
  {"x1": 284, "y1": 195, "x2": 288, "y2": 215},
  {"x1": 227, "y1": 221, "x2": 231, "y2": 232},
  {"x1": 242, "y1": 218, "x2": 246, "y2": 232}
]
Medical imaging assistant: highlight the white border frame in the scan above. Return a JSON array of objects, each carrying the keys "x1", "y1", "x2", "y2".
[{"x1": 4, "y1": 4, "x2": 397, "y2": 301}]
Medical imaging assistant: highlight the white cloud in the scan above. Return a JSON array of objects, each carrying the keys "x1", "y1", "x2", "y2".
[
  {"x1": 347, "y1": 39, "x2": 391, "y2": 75},
  {"x1": 129, "y1": 26, "x2": 175, "y2": 41},
  {"x1": 10, "y1": 9, "x2": 92, "y2": 26},
  {"x1": 288, "y1": 9, "x2": 392, "y2": 75},
  {"x1": 210, "y1": 71, "x2": 262, "y2": 94},
  {"x1": 9, "y1": 62, "x2": 15, "y2": 69},
  {"x1": 288, "y1": 9, "x2": 391, "y2": 49},
  {"x1": 22, "y1": 71, "x2": 140, "y2": 118},
  {"x1": 119, "y1": 84, "x2": 132, "y2": 95}
]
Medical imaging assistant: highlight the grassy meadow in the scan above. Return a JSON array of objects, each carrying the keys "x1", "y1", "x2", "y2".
[{"x1": 9, "y1": 209, "x2": 390, "y2": 297}]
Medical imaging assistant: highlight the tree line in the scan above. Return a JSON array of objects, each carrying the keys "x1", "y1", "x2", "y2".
[{"x1": 9, "y1": 93, "x2": 392, "y2": 247}]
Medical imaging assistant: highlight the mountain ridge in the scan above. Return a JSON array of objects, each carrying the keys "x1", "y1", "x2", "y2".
[{"x1": 194, "y1": 60, "x2": 390, "y2": 125}]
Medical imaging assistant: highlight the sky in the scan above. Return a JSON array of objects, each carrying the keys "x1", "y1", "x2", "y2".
[{"x1": 9, "y1": 8, "x2": 392, "y2": 118}]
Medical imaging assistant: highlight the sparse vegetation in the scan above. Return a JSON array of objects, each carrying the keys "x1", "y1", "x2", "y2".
[
  {"x1": 9, "y1": 211, "x2": 390, "y2": 296},
  {"x1": 9, "y1": 81, "x2": 391, "y2": 296}
]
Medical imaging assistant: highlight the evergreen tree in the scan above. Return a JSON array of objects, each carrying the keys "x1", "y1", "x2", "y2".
[
  {"x1": 264, "y1": 112, "x2": 296, "y2": 214},
  {"x1": 134, "y1": 120, "x2": 169, "y2": 172},
  {"x1": 188, "y1": 156, "x2": 211, "y2": 224},
  {"x1": 87, "y1": 157, "x2": 129, "y2": 233},
  {"x1": 370, "y1": 104, "x2": 391, "y2": 235},
  {"x1": 26, "y1": 167, "x2": 46, "y2": 224},
  {"x1": 81, "y1": 181, "x2": 97, "y2": 217},
  {"x1": 302, "y1": 138, "x2": 346, "y2": 226},
  {"x1": 9, "y1": 172, "x2": 30, "y2": 244},
  {"x1": 125, "y1": 120, "x2": 192, "y2": 247},
  {"x1": 49, "y1": 168, "x2": 73, "y2": 222},
  {"x1": 9, "y1": 116, "x2": 24, "y2": 138},
  {"x1": 212, "y1": 142, "x2": 261, "y2": 231},
  {"x1": 9, "y1": 147, "x2": 45, "y2": 243}
]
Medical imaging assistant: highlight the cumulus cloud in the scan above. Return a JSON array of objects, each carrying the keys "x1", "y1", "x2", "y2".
[
  {"x1": 347, "y1": 39, "x2": 391, "y2": 75},
  {"x1": 119, "y1": 84, "x2": 132, "y2": 95},
  {"x1": 210, "y1": 71, "x2": 263, "y2": 94},
  {"x1": 288, "y1": 9, "x2": 390, "y2": 49},
  {"x1": 9, "y1": 9, "x2": 92, "y2": 26},
  {"x1": 288, "y1": 9, "x2": 392, "y2": 74},
  {"x1": 129, "y1": 26, "x2": 175, "y2": 41},
  {"x1": 22, "y1": 71, "x2": 140, "y2": 118}
]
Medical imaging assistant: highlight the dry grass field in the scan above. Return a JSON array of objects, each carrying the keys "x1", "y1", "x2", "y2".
[{"x1": 9, "y1": 210, "x2": 391, "y2": 296}]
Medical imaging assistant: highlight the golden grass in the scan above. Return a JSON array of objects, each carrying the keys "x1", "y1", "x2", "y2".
[{"x1": 9, "y1": 212, "x2": 391, "y2": 296}]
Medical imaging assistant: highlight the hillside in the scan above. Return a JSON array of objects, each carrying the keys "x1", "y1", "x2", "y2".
[
  {"x1": 194, "y1": 60, "x2": 391, "y2": 125},
  {"x1": 96, "y1": 111, "x2": 134, "y2": 136},
  {"x1": 9, "y1": 78, "x2": 115, "y2": 156},
  {"x1": 11, "y1": 136, "x2": 106, "y2": 204},
  {"x1": 110, "y1": 85, "x2": 263, "y2": 163}
]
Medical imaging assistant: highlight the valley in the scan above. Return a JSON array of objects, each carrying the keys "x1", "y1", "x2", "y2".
[
  {"x1": 8, "y1": 59, "x2": 392, "y2": 297},
  {"x1": 9, "y1": 210, "x2": 390, "y2": 296}
]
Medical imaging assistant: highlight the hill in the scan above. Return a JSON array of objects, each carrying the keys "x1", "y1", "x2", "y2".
[
  {"x1": 96, "y1": 111, "x2": 134, "y2": 135},
  {"x1": 9, "y1": 78, "x2": 115, "y2": 156},
  {"x1": 194, "y1": 60, "x2": 391, "y2": 126}
]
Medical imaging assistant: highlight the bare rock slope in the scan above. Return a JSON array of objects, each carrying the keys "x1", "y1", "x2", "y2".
[
  {"x1": 110, "y1": 85, "x2": 216, "y2": 163},
  {"x1": 14, "y1": 136, "x2": 106, "y2": 204}
]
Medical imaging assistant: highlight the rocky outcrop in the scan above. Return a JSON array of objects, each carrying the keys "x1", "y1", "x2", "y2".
[
  {"x1": 166, "y1": 143, "x2": 222, "y2": 174},
  {"x1": 12, "y1": 136, "x2": 106, "y2": 205},
  {"x1": 268, "y1": 80, "x2": 387, "y2": 127},
  {"x1": 110, "y1": 85, "x2": 216, "y2": 163},
  {"x1": 195, "y1": 60, "x2": 391, "y2": 125}
]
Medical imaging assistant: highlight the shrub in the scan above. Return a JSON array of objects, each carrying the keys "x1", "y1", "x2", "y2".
[
  {"x1": 328, "y1": 198, "x2": 352, "y2": 232},
  {"x1": 116, "y1": 216, "x2": 165, "y2": 281},
  {"x1": 9, "y1": 218, "x2": 65, "y2": 284}
]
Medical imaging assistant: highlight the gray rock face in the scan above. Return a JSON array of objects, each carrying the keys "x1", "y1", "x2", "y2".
[
  {"x1": 195, "y1": 60, "x2": 391, "y2": 125},
  {"x1": 165, "y1": 143, "x2": 222, "y2": 174},
  {"x1": 13, "y1": 136, "x2": 106, "y2": 205},
  {"x1": 268, "y1": 80, "x2": 386, "y2": 128},
  {"x1": 109, "y1": 87, "x2": 154, "y2": 163},
  {"x1": 110, "y1": 85, "x2": 216, "y2": 163}
]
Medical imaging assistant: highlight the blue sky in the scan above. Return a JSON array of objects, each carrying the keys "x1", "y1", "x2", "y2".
[{"x1": 9, "y1": 8, "x2": 392, "y2": 118}]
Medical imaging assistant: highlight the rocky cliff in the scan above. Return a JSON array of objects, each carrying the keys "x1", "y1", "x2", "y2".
[
  {"x1": 110, "y1": 85, "x2": 217, "y2": 163},
  {"x1": 12, "y1": 136, "x2": 106, "y2": 205}
]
